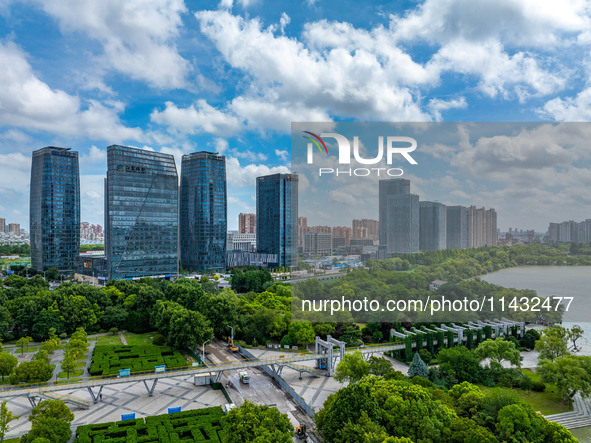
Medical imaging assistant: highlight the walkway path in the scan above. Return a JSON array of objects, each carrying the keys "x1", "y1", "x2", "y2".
[
  {"x1": 118, "y1": 331, "x2": 128, "y2": 345},
  {"x1": 545, "y1": 394, "x2": 591, "y2": 430}
]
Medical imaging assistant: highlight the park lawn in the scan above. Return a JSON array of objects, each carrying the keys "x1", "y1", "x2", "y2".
[
  {"x1": 58, "y1": 369, "x2": 84, "y2": 378},
  {"x1": 479, "y1": 371, "x2": 571, "y2": 416},
  {"x1": 3, "y1": 438, "x2": 20, "y2": 442},
  {"x1": 74, "y1": 361, "x2": 86, "y2": 368},
  {"x1": 95, "y1": 334, "x2": 123, "y2": 346},
  {"x1": 123, "y1": 332, "x2": 157, "y2": 346}
]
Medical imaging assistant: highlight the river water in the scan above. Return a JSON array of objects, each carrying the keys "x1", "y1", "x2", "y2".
[{"x1": 481, "y1": 266, "x2": 591, "y2": 441}]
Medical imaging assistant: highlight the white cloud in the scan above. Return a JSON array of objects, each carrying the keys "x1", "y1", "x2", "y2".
[
  {"x1": 392, "y1": 0, "x2": 590, "y2": 47},
  {"x1": 151, "y1": 100, "x2": 242, "y2": 136},
  {"x1": 427, "y1": 97, "x2": 467, "y2": 122},
  {"x1": 0, "y1": 41, "x2": 143, "y2": 141},
  {"x1": 37, "y1": 0, "x2": 190, "y2": 89},
  {"x1": 279, "y1": 12, "x2": 290, "y2": 34},
  {"x1": 275, "y1": 149, "x2": 289, "y2": 161},
  {"x1": 226, "y1": 157, "x2": 289, "y2": 187},
  {"x1": 195, "y1": 9, "x2": 430, "y2": 132},
  {"x1": 541, "y1": 88, "x2": 591, "y2": 121}
]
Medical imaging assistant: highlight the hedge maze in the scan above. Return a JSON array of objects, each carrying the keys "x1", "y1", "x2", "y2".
[
  {"x1": 74, "y1": 407, "x2": 225, "y2": 442},
  {"x1": 88, "y1": 345, "x2": 186, "y2": 376}
]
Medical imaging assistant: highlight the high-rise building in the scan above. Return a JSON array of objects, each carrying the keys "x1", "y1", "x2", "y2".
[
  {"x1": 352, "y1": 219, "x2": 379, "y2": 242},
  {"x1": 105, "y1": 145, "x2": 178, "y2": 280},
  {"x1": 0, "y1": 218, "x2": 5, "y2": 234},
  {"x1": 256, "y1": 173, "x2": 298, "y2": 268},
  {"x1": 467, "y1": 206, "x2": 497, "y2": 247},
  {"x1": 8, "y1": 223, "x2": 20, "y2": 236},
  {"x1": 180, "y1": 152, "x2": 227, "y2": 271},
  {"x1": 446, "y1": 205, "x2": 468, "y2": 249},
  {"x1": 238, "y1": 213, "x2": 256, "y2": 234},
  {"x1": 333, "y1": 226, "x2": 352, "y2": 246},
  {"x1": 379, "y1": 179, "x2": 419, "y2": 253},
  {"x1": 304, "y1": 231, "x2": 332, "y2": 256},
  {"x1": 297, "y1": 216, "x2": 308, "y2": 248},
  {"x1": 30, "y1": 147, "x2": 80, "y2": 272},
  {"x1": 419, "y1": 201, "x2": 447, "y2": 251}
]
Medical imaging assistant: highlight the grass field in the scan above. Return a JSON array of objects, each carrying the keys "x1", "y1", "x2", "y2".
[
  {"x1": 94, "y1": 334, "x2": 122, "y2": 346},
  {"x1": 123, "y1": 331, "x2": 156, "y2": 346},
  {"x1": 58, "y1": 369, "x2": 84, "y2": 378},
  {"x1": 479, "y1": 369, "x2": 571, "y2": 415}
]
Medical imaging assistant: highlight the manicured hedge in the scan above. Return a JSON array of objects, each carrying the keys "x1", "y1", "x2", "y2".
[
  {"x1": 88, "y1": 345, "x2": 186, "y2": 376},
  {"x1": 74, "y1": 406, "x2": 225, "y2": 442}
]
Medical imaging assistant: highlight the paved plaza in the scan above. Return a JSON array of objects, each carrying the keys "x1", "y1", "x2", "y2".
[{"x1": 3, "y1": 374, "x2": 227, "y2": 439}]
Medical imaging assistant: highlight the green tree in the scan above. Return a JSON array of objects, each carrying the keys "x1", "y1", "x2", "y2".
[
  {"x1": 0, "y1": 354, "x2": 18, "y2": 381},
  {"x1": 222, "y1": 399, "x2": 294, "y2": 443},
  {"x1": 408, "y1": 352, "x2": 429, "y2": 378},
  {"x1": 16, "y1": 336, "x2": 32, "y2": 355},
  {"x1": 334, "y1": 351, "x2": 370, "y2": 383},
  {"x1": 61, "y1": 351, "x2": 77, "y2": 379},
  {"x1": 368, "y1": 356, "x2": 395, "y2": 377},
  {"x1": 474, "y1": 338, "x2": 521, "y2": 368},
  {"x1": 534, "y1": 325, "x2": 569, "y2": 361},
  {"x1": 8, "y1": 360, "x2": 53, "y2": 384},
  {"x1": 287, "y1": 322, "x2": 315, "y2": 347},
  {"x1": 0, "y1": 401, "x2": 19, "y2": 442},
  {"x1": 101, "y1": 306, "x2": 128, "y2": 329},
  {"x1": 29, "y1": 400, "x2": 74, "y2": 423},
  {"x1": 437, "y1": 346, "x2": 482, "y2": 384},
  {"x1": 537, "y1": 355, "x2": 591, "y2": 402},
  {"x1": 168, "y1": 307, "x2": 213, "y2": 351},
  {"x1": 21, "y1": 400, "x2": 74, "y2": 443},
  {"x1": 568, "y1": 325, "x2": 584, "y2": 350},
  {"x1": 30, "y1": 311, "x2": 64, "y2": 341}
]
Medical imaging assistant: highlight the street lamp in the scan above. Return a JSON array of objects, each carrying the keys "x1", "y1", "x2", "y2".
[
  {"x1": 227, "y1": 325, "x2": 234, "y2": 341},
  {"x1": 202, "y1": 339, "x2": 211, "y2": 364}
]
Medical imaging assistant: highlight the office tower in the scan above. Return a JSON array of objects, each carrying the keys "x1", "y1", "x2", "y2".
[
  {"x1": 105, "y1": 145, "x2": 178, "y2": 280},
  {"x1": 8, "y1": 223, "x2": 20, "y2": 236},
  {"x1": 180, "y1": 152, "x2": 227, "y2": 271},
  {"x1": 419, "y1": 201, "x2": 447, "y2": 251},
  {"x1": 297, "y1": 216, "x2": 308, "y2": 248},
  {"x1": 256, "y1": 173, "x2": 298, "y2": 268},
  {"x1": 485, "y1": 208, "x2": 497, "y2": 246},
  {"x1": 446, "y1": 205, "x2": 468, "y2": 249},
  {"x1": 238, "y1": 213, "x2": 256, "y2": 234},
  {"x1": 379, "y1": 178, "x2": 419, "y2": 253},
  {"x1": 352, "y1": 219, "x2": 379, "y2": 241},
  {"x1": 0, "y1": 218, "x2": 5, "y2": 234},
  {"x1": 30, "y1": 147, "x2": 80, "y2": 272}
]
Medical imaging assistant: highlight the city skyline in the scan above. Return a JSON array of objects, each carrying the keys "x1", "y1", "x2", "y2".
[{"x1": 1, "y1": 2, "x2": 591, "y2": 232}]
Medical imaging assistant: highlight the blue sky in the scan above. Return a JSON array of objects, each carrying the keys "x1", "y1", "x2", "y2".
[{"x1": 0, "y1": 0, "x2": 590, "y2": 231}]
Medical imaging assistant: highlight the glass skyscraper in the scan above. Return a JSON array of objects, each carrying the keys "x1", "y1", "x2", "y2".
[
  {"x1": 419, "y1": 201, "x2": 447, "y2": 251},
  {"x1": 256, "y1": 173, "x2": 298, "y2": 268},
  {"x1": 446, "y1": 205, "x2": 468, "y2": 249},
  {"x1": 30, "y1": 147, "x2": 80, "y2": 272},
  {"x1": 105, "y1": 145, "x2": 178, "y2": 280},
  {"x1": 379, "y1": 178, "x2": 419, "y2": 253},
  {"x1": 180, "y1": 152, "x2": 227, "y2": 271}
]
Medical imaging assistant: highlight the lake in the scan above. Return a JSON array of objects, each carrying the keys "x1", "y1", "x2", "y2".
[{"x1": 482, "y1": 266, "x2": 591, "y2": 441}]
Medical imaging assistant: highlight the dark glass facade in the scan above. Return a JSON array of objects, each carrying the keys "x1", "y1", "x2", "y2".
[
  {"x1": 30, "y1": 147, "x2": 80, "y2": 272},
  {"x1": 419, "y1": 201, "x2": 447, "y2": 251},
  {"x1": 446, "y1": 205, "x2": 468, "y2": 249},
  {"x1": 256, "y1": 173, "x2": 298, "y2": 268},
  {"x1": 180, "y1": 152, "x2": 227, "y2": 271},
  {"x1": 379, "y1": 178, "x2": 419, "y2": 253},
  {"x1": 105, "y1": 145, "x2": 178, "y2": 280}
]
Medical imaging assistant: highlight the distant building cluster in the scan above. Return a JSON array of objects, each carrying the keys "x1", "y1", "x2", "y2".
[
  {"x1": 548, "y1": 219, "x2": 591, "y2": 243},
  {"x1": 378, "y1": 178, "x2": 497, "y2": 254},
  {"x1": 80, "y1": 222, "x2": 104, "y2": 243},
  {"x1": 0, "y1": 218, "x2": 28, "y2": 242}
]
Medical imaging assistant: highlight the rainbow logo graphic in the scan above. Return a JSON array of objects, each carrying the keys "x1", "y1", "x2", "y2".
[{"x1": 302, "y1": 131, "x2": 328, "y2": 155}]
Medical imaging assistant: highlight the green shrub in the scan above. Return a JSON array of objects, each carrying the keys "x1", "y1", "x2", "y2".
[{"x1": 531, "y1": 381, "x2": 546, "y2": 392}]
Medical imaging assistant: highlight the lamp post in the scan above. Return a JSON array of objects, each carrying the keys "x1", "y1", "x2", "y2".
[
  {"x1": 202, "y1": 339, "x2": 211, "y2": 364},
  {"x1": 227, "y1": 325, "x2": 234, "y2": 341}
]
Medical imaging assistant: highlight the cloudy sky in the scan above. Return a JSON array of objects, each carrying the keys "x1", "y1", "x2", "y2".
[{"x1": 0, "y1": 0, "x2": 590, "y2": 231}]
